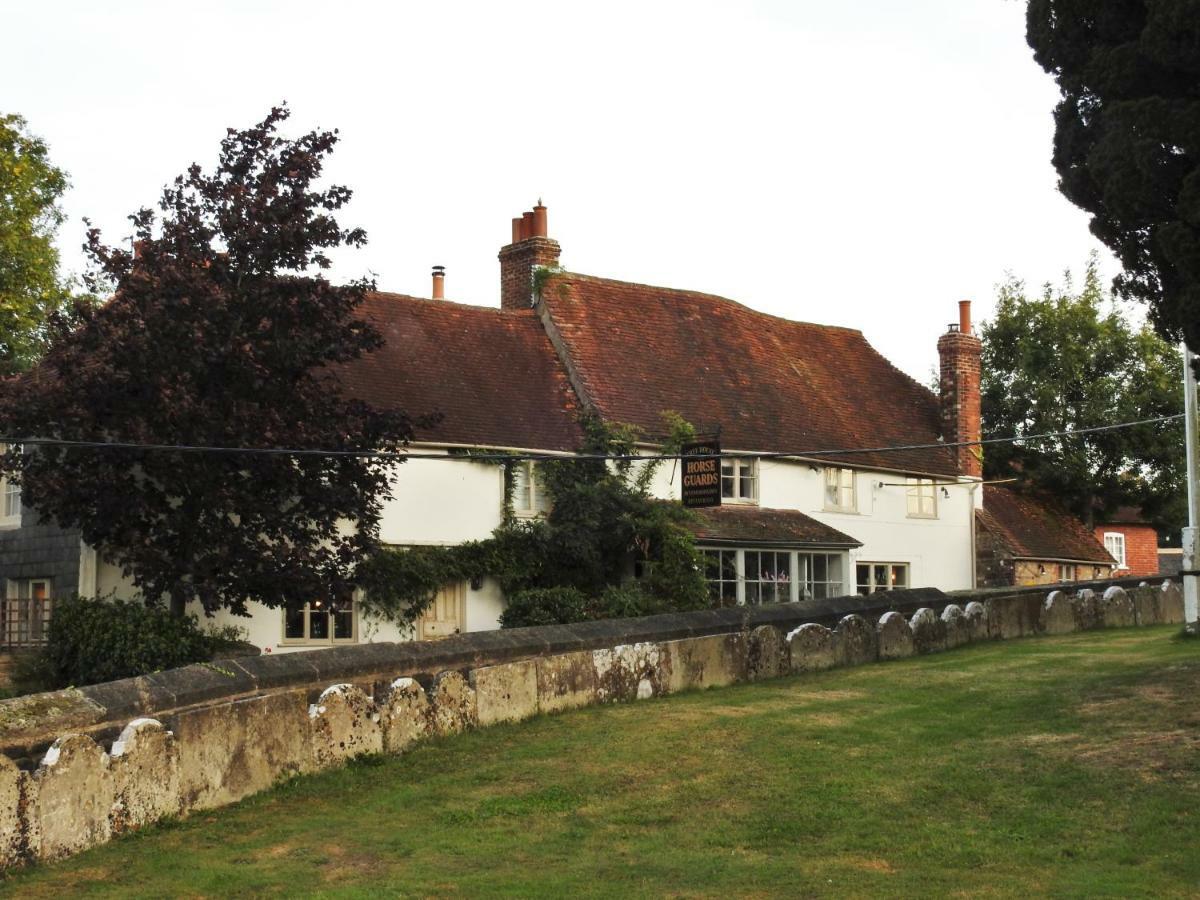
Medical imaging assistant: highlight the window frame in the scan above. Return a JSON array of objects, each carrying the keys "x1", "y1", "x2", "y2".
[
  {"x1": 698, "y1": 547, "x2": 848, "y2": 606},
  {"x1": 823, "y1": 466, "x2": 856, "y2": 513},
  {"x1": 1102, "y1": 532, "x2": 1127, "y2": 569},
  {"x1": 720, "y1": 458, "x2": 758, "y2": 504},
  {"x1": 855, "y1": 562, "x2": 910, "y2": 595},
  {"x1": 3, "y1": 577, "x2": 51, "y2": 646},
  {"x1": 511, "y1": 460, "x2": 551, "y2": 518},
  {"x1": 1057, "y1": 563, "x2": 1077, "y2": 582},
  {"x1": 281, "y1": 595, "x2": 359, "y2": 646},
  {"x1": 905, "y1": 477, "x2": 937, "y2": 519},
  {"x1": 701, "y1": 548, "x2": 739, "y2": 607},
  {"x1": 0, "y1": 444, "x2": 20, "y2": 528}
]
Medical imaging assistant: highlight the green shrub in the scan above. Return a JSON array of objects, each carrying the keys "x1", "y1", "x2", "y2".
[
  {"x1": 592, "y1": 583, "x2": 664, "y2": 620},
  {"x1": 499, "y1": 587, "x2": 590, "y2": 628},
  {"x1": 40, "y1": 595, "x2": 220, "y2": 688}
]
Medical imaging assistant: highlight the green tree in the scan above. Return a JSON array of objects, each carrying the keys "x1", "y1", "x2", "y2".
[
  {"x1": 1026, "y1": 1, "x2": 1200, "y2": 350},
  {"x1": 981, "y1": 254, "x2": 1184, "y2": 531},
  {"x1": 357, "y1": 413, "x2": 710, "y2": 627},
  {"x1": 0, "y1": 114, "x2": 71, "y2": 375},
  {"x1": 0, "y1": 107, "x2": 417, "y2": 616}
]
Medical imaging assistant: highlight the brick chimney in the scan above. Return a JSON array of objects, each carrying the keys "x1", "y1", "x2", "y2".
[
  {"x1": 937, "y1": 300, "x2": 982, "y2": 478},
  {"x1": 498, "y1": 200, "x2": 560, "y2": 311}
]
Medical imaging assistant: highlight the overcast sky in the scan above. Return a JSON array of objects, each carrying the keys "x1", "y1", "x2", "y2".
[{"x1": 4, "y1": 0, "x2": 1114, "y2": 383}]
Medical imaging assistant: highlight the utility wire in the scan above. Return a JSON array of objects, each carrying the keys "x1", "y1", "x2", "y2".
[{"x1": 0, "y1": 413, "x2": 1184, "y2": 464}]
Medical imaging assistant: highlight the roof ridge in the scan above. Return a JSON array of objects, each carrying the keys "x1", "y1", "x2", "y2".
[
  {"x1": 367, "y1": 291, "x2": 535, "y2": 316},
  {"x1": 544, "y1": 271, "x2": 865, "y2": 335}
]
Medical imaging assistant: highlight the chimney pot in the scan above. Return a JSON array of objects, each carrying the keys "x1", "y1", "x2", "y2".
[
  {"x1": 533, "y1": 201, "x2": 548, "y2": 237},
  {"x1": 431, "y1": 265, "x2": 445, "y2": 300},
  {"x1": 511, "y1": 218, "x2": 523, "y2": 245},
  {"x1": 521, "y1": 211, "x2": 535, "y2": 241},
  {"x1": 958, "y1": 299, "x2": 972, "y2": 335}
]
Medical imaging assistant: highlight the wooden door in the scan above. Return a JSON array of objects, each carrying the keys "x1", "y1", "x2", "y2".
[{"x1": 420, "y1": 581, "x2": 465, "y2": 640}]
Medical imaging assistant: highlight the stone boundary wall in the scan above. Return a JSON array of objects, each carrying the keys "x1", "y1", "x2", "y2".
[{"x1": 0, "y1": 578, "x2": 1185, "y2": 870}]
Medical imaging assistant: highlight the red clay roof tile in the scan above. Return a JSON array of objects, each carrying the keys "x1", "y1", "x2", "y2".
[
  {"x1": 977, "y1": 485, "x2": 1114, "y2": 564},
  {"x1": 339, "y1": 292, "x2": 583, "y2": 452},
  {"x1": 540, "y1": 273, "x2": 959, "y2": 476},
  {"x1": 688, "y1": 505, "x2": 862, "y2": 548}
]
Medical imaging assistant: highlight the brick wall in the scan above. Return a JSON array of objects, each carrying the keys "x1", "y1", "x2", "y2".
[
  {"x1": 498, "y1": 237, "x2": 561, "y2": 311},
  {"x1": 936, "y1": 329, "x2": 982, "y2": 478},
  {"x1": 1094, "y1": 524, "x2": 1159, "y2": 577}
]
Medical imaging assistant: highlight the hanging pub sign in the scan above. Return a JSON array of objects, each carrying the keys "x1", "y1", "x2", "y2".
[{"x1": 680, "y1": 439, "x2": 722, "y2": 508}]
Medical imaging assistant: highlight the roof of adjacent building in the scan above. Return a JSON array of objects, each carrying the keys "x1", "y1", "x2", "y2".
[
  {"x1": 1098, "y1": 506, "x2": 1154, "y2": 526},
  {"x1": 539, "y1": 273, "x2": 960, "y2": 476},
  {"x1": 977, "y1": 485, "x2": 1115, "y2": 564},
  {"x1": 687, "y1": 504, "x2": 862, "y2": 548},
  {"x1": 338, "y1": 292, "x2": 584, "y2": 452}
]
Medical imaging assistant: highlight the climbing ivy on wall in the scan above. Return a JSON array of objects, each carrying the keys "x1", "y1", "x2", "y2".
[{"x1": 355, "y1": 413, "x2": 709, "y2": 626}]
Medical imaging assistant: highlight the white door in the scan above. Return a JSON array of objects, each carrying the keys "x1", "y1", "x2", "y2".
[{"x1": 419, "y1": 582, "x2": 465, "y2": 640}]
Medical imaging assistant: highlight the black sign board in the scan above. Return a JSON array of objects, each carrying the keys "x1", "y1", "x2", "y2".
[{"x1": 680, "y1": 439, "x2": 722, "y2": 508}]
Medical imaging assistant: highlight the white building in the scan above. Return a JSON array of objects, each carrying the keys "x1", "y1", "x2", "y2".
[{"x1": 3, "y1": 202, "x2": 984, "y2": 653}]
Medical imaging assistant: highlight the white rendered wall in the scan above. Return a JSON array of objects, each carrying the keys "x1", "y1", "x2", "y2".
[
  {"x1": 88, "y1": 449, "x2": 973, "y2": 652},
  {"x1": 654, "y1": 456, "x2": 975, "y2": 592},
  {"x1": 91, "y1": 449, "x2": 510, "y2": 653},
  {"x1": 378, "y1": 454, "x2": 504, "y2": 545}
]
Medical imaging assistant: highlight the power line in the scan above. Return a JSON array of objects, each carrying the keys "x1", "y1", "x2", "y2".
[{"x1": 0, "y1": 413, "x2": 1184, "y2": 464}]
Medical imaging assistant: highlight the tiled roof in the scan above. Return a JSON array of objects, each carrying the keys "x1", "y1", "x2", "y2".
[
  {"x1": 1100, "y1": 505, "x2": 1151, "y2": 525},
  {"x1": 977, "y1": 485, "x2": 1115, "y2": 564},
  {"x1": 688, "y1": 504, "x2": 862, "y2": 548},
  {"x1": 338, "y1": 293, "x2": 584, "y2": 451},
  {"x1": 540, "y1": 273, "x2": 960, "y2": 476}
]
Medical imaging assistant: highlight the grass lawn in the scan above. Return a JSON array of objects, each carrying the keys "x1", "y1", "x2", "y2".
[{"x1": 3, "y1": 627, "x2": 1199, "y2": 898}]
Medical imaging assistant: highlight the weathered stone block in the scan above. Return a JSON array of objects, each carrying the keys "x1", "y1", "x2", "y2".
[
  {"x1": 1131, "y1": 582, "x2": 1161, "y2": 625},
  {"x1": 535, "y1": 651, "x2": 598, "y2": 714},
  {"x1": 940, "y1": 605, "x2": 969, "y2": 649},
  {"x1": 1101, "y1": 586, "x2": 1136, "y2": 628},
  {"x1": 663, "y1": 634, "x2": 746, "y2": 693},
  {"x1": 471, "y1": 660, "x2": 539, "y2": 727},
  {"x1": 1041, "y1": 590, "x2": 1075, "y2": 635},
  {"x1": 1072, "y1": 589, "x2": 1102, "y2": 631},
  {"x1": 1160, "y1": 581, "x2": 1186, "y2": 624},
  {"x1": 0, "y1": 688, "x2": 105, "y2": 752},
  {"x1": 787, "y1": 623, "x2": 835, "y2": 673},
  {"x1": 595, "y1": 642, "x2": 672, "y2": 701},
  {"x1": 0, "y1": 754, "x2": 25, "y2": 868},
  {"x1": 380, "y1": 678, "x2": 431, "y2": 753},
  {"x1": 963, "y1": 601, "x2": 988, "y2": 642},
  {"x1": 109, "y1": 718, "x2": 181, "y2": 834},
  {"x1": 985, "y1": 597, "x2": 1030, "y2": 640},
  {"x1": 909, "y1": 608, "x2": 946, "y2": 654},
  {"x1": 310, "y1": 684, "x2": 382, "y2": 767},
  {"x1": 876, "y1": 611, "x2": 914, "y2": 661},
  {"x1": 429, "y1": 671, "x2": 478, "y2": 735},
  {"x1": 172, "y1": 689, "x2": 313, "y2": 811},
  {"x1": 747, "y1": 625, "x2": 787, "y2": 681},
  {"x1": 834, "y1": 614, "x2": 877, "y2": 667},
  {"x1": 28, "y1": 734, "x2": 113, "y2": 861}
]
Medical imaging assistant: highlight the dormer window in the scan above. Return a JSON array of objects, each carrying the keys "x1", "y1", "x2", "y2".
[
  {"x1": 823, "y1": 467, "x2": 856, "y2": 512},
  {"x1": 720, "y1": 458, "x2": 757, "y2": 503},
  {"x1": 511, "y1": 460, "x2": 551, "y2": 517}
]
